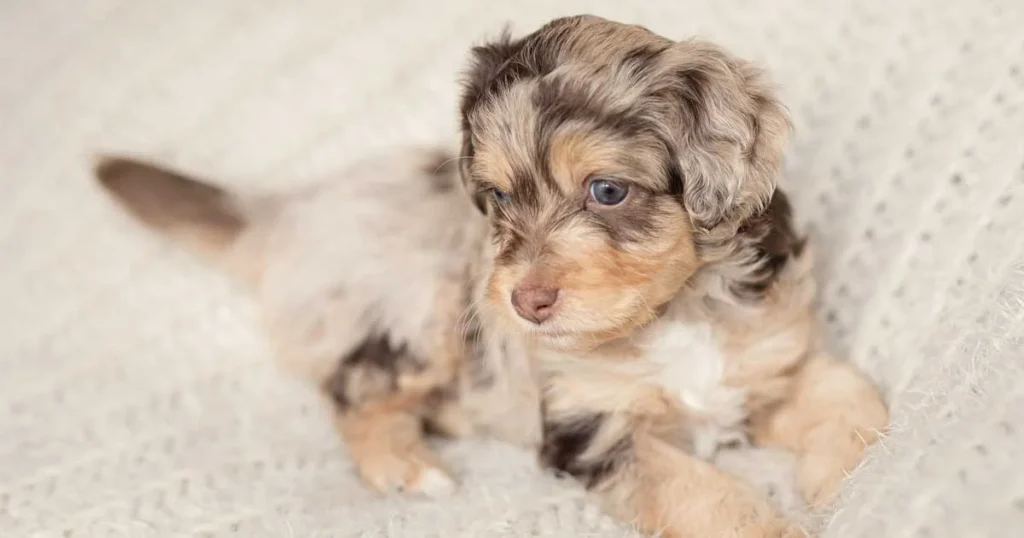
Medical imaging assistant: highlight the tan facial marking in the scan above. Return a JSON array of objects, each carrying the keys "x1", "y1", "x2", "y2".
[
  {"x1": 555, "y1": 209, "x2": 697, "y2": 299},
  {"x1": 484, "y1": 205, "x2": 698, "y2": 348},
  {"x1": 548, "y1": 128, "x2": 628, "y2": 193},
  {"x1": 470, "y1": 143, "x2": 515, "y2": 192}
]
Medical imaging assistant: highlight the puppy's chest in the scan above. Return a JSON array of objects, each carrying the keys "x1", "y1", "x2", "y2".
[{"x1": 639, "y1": 321, "x2": 749, "y2": 457}]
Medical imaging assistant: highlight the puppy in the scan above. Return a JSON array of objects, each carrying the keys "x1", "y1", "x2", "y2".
[{"x1": 94, "y1": 15, "x2": 888, "y2": 538}]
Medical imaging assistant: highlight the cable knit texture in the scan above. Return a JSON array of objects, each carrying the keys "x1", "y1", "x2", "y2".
[{"x1": 1, "y1": 0, "x2": 1022, "y2": 536}]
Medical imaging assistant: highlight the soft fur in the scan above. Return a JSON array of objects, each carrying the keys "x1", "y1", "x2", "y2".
[{"x1": 93, "y1": 15, "x2": 888, "y2": 538}]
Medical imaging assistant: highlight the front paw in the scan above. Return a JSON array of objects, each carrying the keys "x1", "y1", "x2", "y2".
[
  {"x1": 725, "y1": 496, "x2": 811, "y2": 538},
  {"x1": 797, "y1": 424, "x2": 882, "y2": 507},
  {"x1": 658, "y1": 484, "x2": 811, "y2": 538},
  {"x1": 685, "y1": 505, "x2": 809, "y2": 538}
]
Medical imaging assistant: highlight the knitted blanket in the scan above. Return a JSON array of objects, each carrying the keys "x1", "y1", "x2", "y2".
[{"x1": 1, "y1": 0, "x2": 1022, "y2": 536}]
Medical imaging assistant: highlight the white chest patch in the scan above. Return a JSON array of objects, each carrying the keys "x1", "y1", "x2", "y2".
[{"x1": 644, "y1": 321, "x2": 749, "y2": 459}]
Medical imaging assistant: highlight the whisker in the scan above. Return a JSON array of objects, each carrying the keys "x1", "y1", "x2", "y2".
[
  {"x1": 434, "y1": 155, "x2": 472, "y2": 174},
  {"x1": 635, "y1": 295, "x2": 658, "y2": 323},
  {"x1": 456, "y1": 296, "x2": 487, "y2": 342}
]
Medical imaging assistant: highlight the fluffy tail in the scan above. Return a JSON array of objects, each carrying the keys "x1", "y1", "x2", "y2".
[{"x1": 94, "y1": 156, "x2": 249, "y2": 263}]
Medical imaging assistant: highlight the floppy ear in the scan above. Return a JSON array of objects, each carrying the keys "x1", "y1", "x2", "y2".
[
  {"x1": 652, "y1": 40, "x2": 791, "y2": 229},
  {"x1": 457, "y1": 30, "x2": 525, "y2": 213}
]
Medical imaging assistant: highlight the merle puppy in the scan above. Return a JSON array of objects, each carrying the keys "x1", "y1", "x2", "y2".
[{"x1": 95, "y1": 15, "x2": 887, "y2": 537}]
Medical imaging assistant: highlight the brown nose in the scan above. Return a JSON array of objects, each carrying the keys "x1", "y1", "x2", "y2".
[{"x1": 511, "y1": 285, "x2": 559, "y2": 324}]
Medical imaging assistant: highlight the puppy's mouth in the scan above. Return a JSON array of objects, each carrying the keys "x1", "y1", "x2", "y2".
[
  {"x1": 527, "y1": 324, "x2": 643, "y2": 352},
  {"x1": 507, "y1": 313, "x2": 580, "y2": 340},
  {"x1": 522, "y1": 324, "x2": 587, "y2": 348},
  {"x1": 513, "y1": 314, "x2": 638, "y2": 349},
  {"x1": 527, "y1": 324, "x2": 571, "y2": 338}
]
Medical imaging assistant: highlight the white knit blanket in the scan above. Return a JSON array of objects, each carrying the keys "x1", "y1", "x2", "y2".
[{"x1": 2, "y1": 0, "x2": 1022, "y2": 536}]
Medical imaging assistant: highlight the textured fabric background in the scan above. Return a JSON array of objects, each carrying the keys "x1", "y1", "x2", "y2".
[{"x1": 1, "y1": 0, "x2": 1022, "y2": 536}]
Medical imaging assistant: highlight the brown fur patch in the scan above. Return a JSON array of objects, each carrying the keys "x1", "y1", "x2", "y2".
[
  {"x1": 323, "y1": 333, "x2": 420, "y2": 411},
  {"x1": 731, "y1": 189, "x2": 807, "y2": 299},
  {"x1": 539, "y1": 411, "x2": 632, "y2": 488},
  {"x1": 322, "y1": 326, "x2": 469, "y2": 496}
]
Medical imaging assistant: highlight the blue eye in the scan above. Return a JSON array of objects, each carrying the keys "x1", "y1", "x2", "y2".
[
  {"x1": 588, "y1": 179, "x2": 629, "y2": 206},
  {"x1": 491, "y1": 188, "x2": 511, "y2": 203}
]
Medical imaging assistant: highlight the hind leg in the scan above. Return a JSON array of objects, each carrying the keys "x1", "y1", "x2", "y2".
[
  {"x1": 267, "y1": 289, "x2": 470, "y2": 497},
  {"x1": 330, "y1": 393, "x2": 458, "y2": 497},
  {"x1": 319, "y1": 329, "x2": 469, "y2": 498}
]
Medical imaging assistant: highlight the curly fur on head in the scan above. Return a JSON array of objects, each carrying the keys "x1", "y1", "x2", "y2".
[{"x1": 457, "y1": 15, "x2": 796, "y2": 348}]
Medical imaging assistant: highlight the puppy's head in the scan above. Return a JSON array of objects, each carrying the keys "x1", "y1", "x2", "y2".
[{"x1": 458, "y1": 16, "x2": 790, "y2": 350}]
